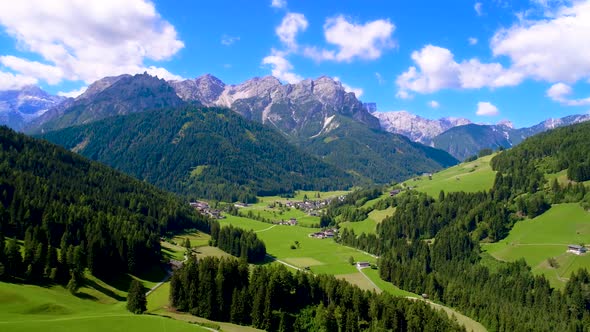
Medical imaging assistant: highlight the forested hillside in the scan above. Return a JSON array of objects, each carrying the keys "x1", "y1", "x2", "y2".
[
  {"x1": 337, "y1": 122, "x2": 590, "y2": 331},
  {"x1": 0, "y1": 126, "x2": 210, "y2": 284},
  {"x1": 42, "y1": 106, "x2": 353, "y2": 203},
  {"x1": 169, "y1": 256, "x2": 466, "y2": 332},
  {"x1": 302, "y1": 115, "x2": 458, "y2": 183}
]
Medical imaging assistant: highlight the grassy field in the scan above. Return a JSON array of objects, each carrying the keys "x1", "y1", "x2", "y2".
[
  {"x1": 0, "y1": 282, "x2": 209, "y2": 332},
  {"x1": 172, "y1": 230, "x2": 211, "y2": 248},
  {"x1": 219, "y1": 216, "x2": 376, "y2": 275},
  {"x1": 340, "y1": 206, "x2": 396, "y2": 235},
  {"x1": 402, "y1": 154, "x2": 496, "y2": 198},
  {"x1": 483, "y1": 203, "x2": 590, "y2": 287}
]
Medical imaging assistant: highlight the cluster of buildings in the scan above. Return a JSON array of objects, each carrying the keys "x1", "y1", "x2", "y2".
[
  {"x1": 310, "y1": 228, "x2": 337, "y2": 239},
  {"x1": 276, "y1": 218, "x2": 298, "y2": 226},
  {"x1": 568, "y1": 244, "x2": 587, "y2": 255},
  {"x1": 285, "y1": 196, "x2": 345, "y2": 216},
  {"x1": 189, "y1": 201, "x2": 224, "y2": 219}
]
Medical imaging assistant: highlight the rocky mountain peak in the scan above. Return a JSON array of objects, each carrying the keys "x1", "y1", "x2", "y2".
[{"x1": 78, "y1": 74, "x2": 130, "y2": 100}]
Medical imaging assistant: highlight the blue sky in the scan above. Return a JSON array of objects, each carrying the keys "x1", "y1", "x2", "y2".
[{"x1": 0, "y1": 0, "x2": 589, "y2": 127}]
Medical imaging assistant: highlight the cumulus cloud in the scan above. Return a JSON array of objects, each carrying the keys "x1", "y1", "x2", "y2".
[
  {"x1": 396, "y1": 45, "x2": 523, "y2": 96},
  {"x1": 221, "y1": 35, "x2": 240, "y2": 46},
  {"x1": 468, "y1": 37, "x2": 478, "y2": 45},
  {"x1": 428, "y1": 100, "x2": 440, "y2": 108},
  {"x1": 304, "y1": 16, "x2": 395, "y2": 62},
  {"x1": 476, "y1": 101, "x2": 499, "y2": 116},
  {"x1": 262, "y1": 50, "x2": 302, "y2": 84},
  {"x1": 276, "y1": 13, "x2": 308, "y2": 50},
  {"x1": 546, "y1": 82, "x2": 590, "y2": 106},
  {"x1": 0, "y1": 0, "x2": 184, "y2": 85},
  {"x1": 58, "y1": 86, "x2": 88, "y2": 98},
  {"x1": 491, "y1": 1, "x2": 590, "y2": 83},
  {"x1": 271, "y1": 0, "x2": 287, "y2": 9},
  {"x1": 475, "y1": 2, "x2": 483, "y2": 16},
  {"x1": 0, "y1": 70, "x2": 38, "y2": 90}
]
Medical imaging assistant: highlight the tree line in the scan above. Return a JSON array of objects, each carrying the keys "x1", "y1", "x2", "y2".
[{"x1": 170, "y1": 255, "x2": 466, "y2": 332}]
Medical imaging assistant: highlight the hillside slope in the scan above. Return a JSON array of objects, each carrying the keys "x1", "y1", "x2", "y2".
[
  {"x1": 302, "y1": 115, "x2": 458, "y2": 183},
  {"x1": 0, "y1": 126, "x2": 208, "y2": 279},
  {"x1": 42, "y1": 106, "x2": 354, "y2": 202}
]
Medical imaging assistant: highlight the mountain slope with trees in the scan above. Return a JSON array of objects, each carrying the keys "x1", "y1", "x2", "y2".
[
  {"x1": 0, "y1": 126, "x2": 210, "y2": 284},
  {"x1": 336, "y1": 122, "x2": 590, "y2": 331},
  {"x1": 41, "y1": 106, "x2": 354, "y2": 202}
]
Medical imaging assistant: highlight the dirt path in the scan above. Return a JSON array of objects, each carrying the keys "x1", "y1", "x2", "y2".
[
  {"x1": 358, "y1": 267, "x2": 382, "y2": 293},
  {"x1": 255, "y1": 224, "x2": 277, "y2": 233}
]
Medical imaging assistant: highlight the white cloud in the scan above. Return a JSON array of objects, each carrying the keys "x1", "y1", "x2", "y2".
[
  {"x1": 262, "y1": 50, "x2": 302, "y2": 84},
  {"x1": 476, "y1": 101, "x2": 499, "y2": 116},
  {"x1": 0, "y1": 55, "x2": 64, "y2": 84},
  {"x1": 546, "y1": 82, "x2": 590, "y2": 106},
  {"x1": 468, "y1": 37, "x2": 478, "y2": 45},
  {"x1": 475, "y1": 2, "x2": 483, "y2": 16},
  {"x1": 0, "y1": 0, "x2": 183, "y2": 85},
  {"x1": 0, "y1": 70, "x2": 37, "y2": 90},
  {"x1": 491, "y1": 1, "x2": 590, "y2": 83},
  {"x1": 334, "y1": 77, "x2": 363, "y2": 98},
  {"x1": 304, "y1": 15, "x2": 395, "y2": 62},
  {"x1": 271, "y1": 0, "x2": 287, "y2": 8},
  {"x1": 375, "y1": 72, "x2": 385, "y2": 84},
  {"x1": 276, "y1": 13, "x2": 308, "y2": 50},
  {"x1": 221, "y1": 35, "x2": 240, "y2": 46},
  {"x1": 396, "y1": 45, "x2": 523, "y2": 95},
  {"x1": 58, "y1": 86, "x2": 87, "y2": 98},
  {"x1": 396, "y1": 90, "x2": 412, "y2": 99},
  {"x1": 428, "y1": 100, "x2": 440, "y2": 108}
]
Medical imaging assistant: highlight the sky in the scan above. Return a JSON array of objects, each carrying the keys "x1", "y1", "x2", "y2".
[{"x1": 0, "y1": 0, "x2": 590, "y2": 127}]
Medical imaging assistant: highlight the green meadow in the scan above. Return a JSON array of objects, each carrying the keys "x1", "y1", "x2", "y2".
[
  {"x1": 0, "y1": 282, "x2": 209, "y2": 332},
  {"x1": 219, "y1": 215, "x2": 377, "y2": 275},
  {"x1": 483, "y1": 203, "x2": 590, "y2": 287},
  {"x1": 403, "y1": 154, "x2": 496, "y2": 198},
  {"x1": 340, "y1": 206, "x2": 396, "y2": 235}
]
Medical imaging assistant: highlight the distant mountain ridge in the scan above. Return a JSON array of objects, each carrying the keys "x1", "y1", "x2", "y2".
[
  {"x1": 0, "y1": 85, "x2": 65, "y2": 130},
  {"x1": 26, "y1": 73, "x2": 186, "y2": 133},
  {"x1": 431, "y1": 114, "x2": 590, "y2": 160},
  {"x1": 373, "y1": 111, "x2": 471, "y2": 144}
]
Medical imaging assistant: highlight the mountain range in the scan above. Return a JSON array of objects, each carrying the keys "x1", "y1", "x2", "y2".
[{"x1": 2, "y1": 73, "x2": 588, "y2": 184}]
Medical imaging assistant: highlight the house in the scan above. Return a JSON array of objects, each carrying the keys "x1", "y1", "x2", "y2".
[
  {"x1": 389, "y1": 189, "x2": 402, "y2": 197},
  {"x1": 568, "y1": 244, "x2": 587, "y2": 255},
  {"x1": 356, "y1": 262, "x2": 371, "y2": 268}
]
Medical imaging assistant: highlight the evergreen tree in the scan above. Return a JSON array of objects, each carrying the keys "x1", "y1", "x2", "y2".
[{"x1": 126, "y1": 279, "x2": 147, "y2": 314}]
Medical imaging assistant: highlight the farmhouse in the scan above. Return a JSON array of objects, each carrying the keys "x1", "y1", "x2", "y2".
[
  {"x1": 356, "y1": 262, "x2": 370, "y2": 268},
  {"x1": 568, "y1": 244, "x2": 587, "y2": 255},
  {"x1": 389, "y1": 189, "x2": 402, "y2": 196}
]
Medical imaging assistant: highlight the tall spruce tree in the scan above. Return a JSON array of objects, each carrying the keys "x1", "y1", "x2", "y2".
[{"x1": 127, "y1": 279, "x2": 147, "y2": 314}]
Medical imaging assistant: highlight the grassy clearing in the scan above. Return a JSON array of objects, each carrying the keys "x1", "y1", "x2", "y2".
[
  {"x1": 340, "y1": 207, "x2": 395, "y2": 235},
  {"x1": 336, "y1": 272, "x2": 378, "y2": 292},
  {"x1": 218, "y1": 216, "x2": 376, "y2": 275},
  {"x1": 0, "y1": 282, "x2": 208, "y2": 332},
  {"x1": 360, "y1": 268, "x2": 417, "y2": 297},
  {"x1": 483, "y1": 203, "x2": 590, "y2": 288},
  {"x1": 172, "y1": 230, "x2": 211, "y2": 248},
  {"x1": 403, "y1": 154, "x2": 496, "y2": 198}
]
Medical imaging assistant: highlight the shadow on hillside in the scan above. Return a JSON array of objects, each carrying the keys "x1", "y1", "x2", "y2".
[{"x1": 84, "y1": 278, "x2": 126, "y2": 301}]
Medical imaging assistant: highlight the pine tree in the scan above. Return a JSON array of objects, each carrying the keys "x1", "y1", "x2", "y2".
[{"x1": 126, "y1": 279, "x2": 147, "y2": 314}]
